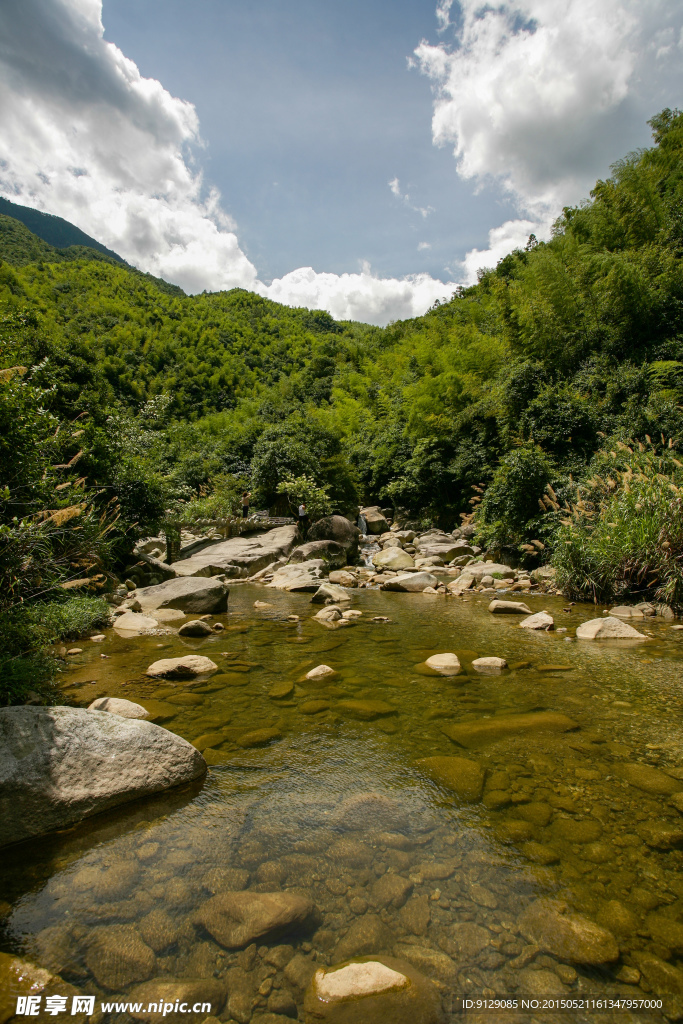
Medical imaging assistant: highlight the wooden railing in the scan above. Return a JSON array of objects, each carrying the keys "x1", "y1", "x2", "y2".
[{"x1": 163, "y1": 512, "x2": 296, "y2": 564}]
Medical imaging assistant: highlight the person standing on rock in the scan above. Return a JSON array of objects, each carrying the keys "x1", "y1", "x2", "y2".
[
  {"x1": 241, "y1": 491, "x2": 251, "y2": 518},
  {"x1": 298, "y1": 501, "x2": 309, "y2": 538}
]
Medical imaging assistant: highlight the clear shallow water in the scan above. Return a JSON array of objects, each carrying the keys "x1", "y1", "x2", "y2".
[{"x1": 3, "y1": 585, "x2": 683, "y2": 1022}]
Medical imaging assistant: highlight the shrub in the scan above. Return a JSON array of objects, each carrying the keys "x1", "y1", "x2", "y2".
[
  {"x1": 475, "y1": 444, "x2": 554, "y2": 548},
  {"x1": 552, "y1": 438, "x2": 683, "y2": 605}
]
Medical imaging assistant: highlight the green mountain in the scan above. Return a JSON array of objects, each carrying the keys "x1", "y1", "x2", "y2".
[
  {"x1": 1, "y1": 106, "x2": 683, "y2": 554},
  {"x1": 0, "y1": 196, "x2": 125, "y2": 263}
]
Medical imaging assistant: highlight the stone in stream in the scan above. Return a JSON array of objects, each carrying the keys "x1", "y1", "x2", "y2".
[
  {"x1": 289, "y1": 539, "x2": 348, "y2": 569},
  {"x1": 442, "y1": 710, "x2": 577, "y2": 748},
  {"x1": 639, "y1": 821, "x2": 683, "y2": 849},
  {"x1": 518, "y1": 899, "x2": 619, "y2": 964},
  {"x1": 519, "y1": 611, "x2": 554, "y2": 630},
  {"x1": 235, "y1": 727, "x2": 281, "y2": 748},
  {"x1": 459, "y1": 562, "x2": 514, "y2": 582},
  {"x1": 127, "y1": 980, "x2": 227, "y2": 1022},
  {"x1": 609, "y1": 605, "x2": 645, "y2": 618},
  {"x1": 146, "y1": 655, "x2": 218, "y2": 679},
  {"x1": 329, "y1": 570, "x2": 358, "y2": 587},
  {"x1": 414, "y1": 756, "x2": 485, "y2": 802},
  {"x1": 0, "y1": 706, "x2": 206, "y2": 848},
  {"x1": 424, "y1": 653, "x2": 460, "y2": 675},
  {"x1": 471, "y1": 656, "x2": 507, "y2": 673},
  {"x1": 645, "y1": 914, "x2": 683, "y2": 954},
  {"x1": 173, "y1": 524, "x2": 300, "y2": 578},
  {"x1": 333, "y1": 915, "x2": 395, "y2": 961},
  {"x1": 394, "y1": 944, "x2": 458, "y2": 986},
  {"x1": 372, "y1": 547, "x2": 415, "y2": 571},
  {"x1": 113, "y1": 611, "x2": 159, "y2": 635},
  {"x1": 307, "y1": 514, "x2": 361, "y2": 560},
  {"x1": 575, "y1": 616, "x2": 647, "y2": 639},
  {"x1": 299, "y1": 700, "x2": 330, "y2": 715},
  {"x1": 360, "y1": 505, "x2": 389, "y2": 534},
  {"x1": 178, "y1": 619, "x2": 214, "y2": 637},
  {"x1": 332, "y1": 792, "x2": 408, "y2": 831},
  {"x1": 314, "y1": 606, "x2": 343, "y2": 623},
  {"x1": 194, "y1": 890, "x2": 316, "y2": 948},
  {"x1": 312, "y1": 583, "x2": 353, "y2": 606},
  {"x1": 85, "y1": 924, "x2": 156, "y2": 989},
  {"x1": 632, "y1": 952, "x2": 683, "y2": 997},
  {"x1": 371, "y1": 873, "x2": 413, "y2": 909},
  {"x1": 617, "y1": 762, "x2": 683, "y2": 796},
  {"x1": 336, "y1": 699, "x2": 395, "y2": 720},
  {"x1": 0, "y1": 952, "x2": 87, "y2": 1024},
  {"x1": 447, "y1": 575, "x2": 474, "y2": 595},
  {"x1": 87, "y1": 697, "x2": 150, "y2": 719},
  {"x1": 488, "y1": 599, "x2": 532, "y2": 614},
  {"x1": 446, "y1": 922, "x2": 491, "y2": 958},
  {"x1": 135, "y1": 576, "x2": 229, "y2": 614},
  {"x1": 382, "y1": 571, "x2": 438, "y2": 593},
  {"x1": 268, "y1": 560, "x2": 326, "y2": 592},
  {"x1": 306, "y1": 664, "x2": 335, "y2": 680},
  {"x1": 269, "y1": 679, "x2": 294, "y2": 699},
  {"x1": 304, "y1": 957, "x2": 445, "y2": 1024}
]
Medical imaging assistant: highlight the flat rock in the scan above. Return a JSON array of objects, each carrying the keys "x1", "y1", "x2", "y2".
[
  {"x1": 518, "y1": 898, "x2": 619, "y2": 964},
  {"x1": 304, "y1": 956, "x2": 445, "y2": 1024},
  {"x1": 576, "y1": 616, "x2": 647, "y2": 640},
  {"x1": 471, "y1": 656, "x2": 507, "y2": 673},
  {"x1": 371, "y1": 873, "x2": 413, "y2": 909},
  {"x1": 415, "y1": 755, "x2": 485, "y2": 801},
  {"x1": 633, "y1": 952, "x2": 683, "y2": 997},
  {"x1": 328, "y1": 570, "x2": 357, "y2": 587},
  {"x1": 383, "y1": 571, "x2": 438, "y2": 593},
  {"x1": 332, "y1": 792, "x2": 408, "y2": 831},
  {"x1": 136, "y1": 576, "x2": 229, "y2": 614},
  {"x1": 425, "y1": 653, "x2": 460, "y2": 675},
  {"x1": 460, "y1": 562, "x2": 514, "y2": 582},
  {"x1": 178, "y1": 619, "x2": 214, "y2": 637},
  {"x1": 520, "y1": 611, "x2": 554, "y2": 630},
  {"x1": 336, "y1": 699, "x2": 395, "y2": 720},
  {"x1": 393, "y1": 944, "x2": 457, "y2": 985},
  {"x1": 610, "y1": 605, "x2": 645, "y2": 618},
  {"x1": 442, "y1": 711, "x2": 577, "y2": 748},
  {"x1": 0, "y1": 706, "x2": 205, "y2": 848},
  {"x1": 447, "y1": 576, "x2": 474, "y2": 595},
  {"x1": 268, "y1": 560, "x2": 325, "y2": 592},
  {"x1": 146, "y1": 655, "x2": 217, "y2": 679},
  {"x1": 113, "y1": 611, "x2": 159, "y2": 635},
  {"x1": 195, "y1": 891, "x2": 315, "y2": 948},
  {"x1": 87, "y1": 697, "x2": 150, "y2": 720},
  {"x1": 618, "y1": 763, "x2": 683, "y2": 795},
  {"x1": 489, "y1": 599, "x2": 532, "y2": 614},
  {"x1": 235, "y1": 727, "x2": 281, "y2": 748},
  {"x1": 447, "y1": 922, "x2": 491, "y2": 958},
  {"x1": 173, "y1": 524, "x2": 299, "y2": 578},
  {"x1": 372, "y1": 548, "x2": 415, "y2": 570}
]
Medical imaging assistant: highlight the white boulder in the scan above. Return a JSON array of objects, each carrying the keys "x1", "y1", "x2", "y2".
[
  {"x1": 88, "y1": 698, "x2": 149, "y2": 719},
  {"x1": 520, "y1": 611, "x2": 554, "y2": 630},
  {"x1": 425, "y1": 653, "x2": 461, "y2": 675},
  {"x1": 576, "y1": 616, "x2": 648, "y2": 640}
]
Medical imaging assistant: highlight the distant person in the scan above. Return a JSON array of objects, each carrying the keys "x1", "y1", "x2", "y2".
[
  {"x1": 241, "y1": 491, "x2": 251, "y2": 518},
  {"x1": 298, "y1": 501, "x2": 309, "y2": 538}
]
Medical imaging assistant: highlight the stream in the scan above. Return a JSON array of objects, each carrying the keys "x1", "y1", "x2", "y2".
[{"x1": 2, "y1": 584, "x2": 683, "y2": 1022}]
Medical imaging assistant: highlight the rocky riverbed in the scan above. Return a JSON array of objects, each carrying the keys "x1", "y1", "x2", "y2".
[{"x1": 3, "y1": 526, "x2": 683, "y2": 1023}]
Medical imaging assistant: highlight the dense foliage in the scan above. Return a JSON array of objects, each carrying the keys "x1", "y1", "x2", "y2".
[{"x1": 2, "y1": 108, "x2": 683, "y2": 700}]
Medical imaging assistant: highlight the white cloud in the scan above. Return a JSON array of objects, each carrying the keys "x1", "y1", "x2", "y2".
[
  {"x1": 417, "y1": 241, "x2": 431, "y2": 251},
  {"x1": 388, "y1": 176, "x2": 434, "y2": 219},
  {"x1": 0, "y1": 0, "x2": 453, "y2": 325},
  {"x1": 459, "y1": 218, "x2": 540, "y2": 284},
  {"x1": 417, "y1": 0, "x2": 683, "y2": 257},
  {"x1": 263, "y1": 263, "x2": 455, "y2": 326}
]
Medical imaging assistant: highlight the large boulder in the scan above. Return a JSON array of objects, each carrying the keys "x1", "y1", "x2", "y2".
[
  {"x1": 146, "y1": 655, "x2": 217, "y2": 679},
  {"x1": 0, "y1": 706, "x2": 206, "y2": 848},
  {"x1": 576, "y1": 616, "x2": 647, "y2": 640},
  {"x1": 268, "y1": 560, "x2": 325, "y2": 592},
  {"x1": 194, "y1": 891, "x2": 316, "y2": 949},
  {"x1": 303, "y1": 956, "x2": 446, "y2": 1024},
  {"x1": 113, "y1": 611, "x2": 160, "y2": 636},
  {"x1": 307, "y1": 515, "x2": 361, "y2": 562},
  {"x1": 360, "y1": 506, "x2": 389, "y2": 535},
  {"x1": 311, "y1": 582, "x2": 352, "y2": 605},
  {"x1": 172, "y1": 525, "x2": 300, "y2": 578},
  {"x1": 415, "y1": 539, "x2": 474, "y2": 561},
  {"x1": 459, "y1": 562, "x2": 514, "y2": 582},
  {"x1": 382, "y1": 572, "x2": 438, "y2": 593},
  {"x1": 135, "y1": 576, "x2": 228, "y2": 614},
  {"x1": 289, "y1": 540, "x2": 348, "y2": 570},
  {"x1": 372, "y1": 548, "x2": 415, "y2": 571}
]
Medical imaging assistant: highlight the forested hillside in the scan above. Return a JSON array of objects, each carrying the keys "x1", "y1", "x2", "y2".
[{"x1": 2, "y1": 107, "x2": 683, "y2": 680}]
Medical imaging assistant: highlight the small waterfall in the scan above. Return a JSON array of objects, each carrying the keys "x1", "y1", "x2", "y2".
[{"x1": 358, "y1": 513, "x2": 367, "y2": 535}]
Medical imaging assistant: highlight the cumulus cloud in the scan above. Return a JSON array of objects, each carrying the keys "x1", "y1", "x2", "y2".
[
  {"x1": 0, "y1": 0, "x2": 455, "y2": 324},
  {"x1": 263, "y1": 264, "x2": 454, "y2": 325},
  {"x1": 417, "y1": 0, "x2": 683, "y2": 271},
  {"x1": 0, "y1": 0, "x2": 259, "y2": 293}
]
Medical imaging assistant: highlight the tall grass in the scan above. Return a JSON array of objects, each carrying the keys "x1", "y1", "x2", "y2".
[{"x1": 551, "y1": 438, "x2": 683, "y2": 605}]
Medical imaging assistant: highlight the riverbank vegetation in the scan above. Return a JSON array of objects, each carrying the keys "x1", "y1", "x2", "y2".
[{"x1": 2, "y1": 109, "x2": 683, "y2": 700}]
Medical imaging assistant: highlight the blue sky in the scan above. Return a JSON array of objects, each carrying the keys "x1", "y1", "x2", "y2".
[
  {"x1": 1, "y1": 0, "x2": 682, "y2": 322},
  {"x1": 101, "y1": 0, "x2": 516, "y2": 285}
]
